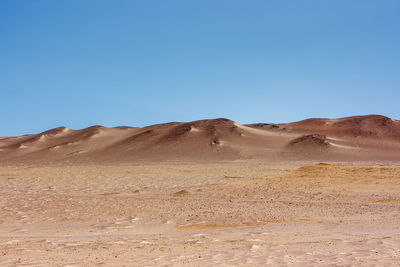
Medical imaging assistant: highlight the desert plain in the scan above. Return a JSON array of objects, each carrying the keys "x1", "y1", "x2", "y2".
[{"x1": 1, "y1": 115, "x2": 400, "y2": 266}]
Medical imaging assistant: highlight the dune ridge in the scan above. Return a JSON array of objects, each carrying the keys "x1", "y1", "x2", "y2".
[{"x1": 1, "y1": 115, "x2": 399, "y2": 164}]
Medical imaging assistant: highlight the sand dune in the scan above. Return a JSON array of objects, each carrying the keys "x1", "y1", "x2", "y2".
[
  {"x1": 280, "y1": 115, "x2": 400, "y2": 138},
  {"x1": 1, "y1": 115, "x2": 400, "y2": 265},
  {"x1": 1, "y1": 115, "x2": 399, "y2": 165}
]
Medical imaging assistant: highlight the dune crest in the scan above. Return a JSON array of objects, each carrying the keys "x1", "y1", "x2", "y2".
[
  {"x1": 1, "y1": 115, "x2": 399, "y2": 164},
  {"x1": 282, "y1": 115, "x2": 400, "y2": 138}
]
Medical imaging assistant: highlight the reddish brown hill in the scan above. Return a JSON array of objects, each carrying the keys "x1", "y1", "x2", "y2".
[
  {"x1": 1, "y1": 115, "x2": 400, "y2": 165},
  {"x1": 282, "y1": 115, "x2": 400, "y2": 138},
  {"x1": 104, "y1": 118, "x2": 244, "y2": 161}
]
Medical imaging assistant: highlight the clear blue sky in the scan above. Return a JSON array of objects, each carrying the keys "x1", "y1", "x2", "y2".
[{"x1": 1, "y1": 0, "x2": 399, "y2": 136}]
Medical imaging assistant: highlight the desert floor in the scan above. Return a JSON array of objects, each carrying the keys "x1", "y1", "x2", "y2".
[{"x1": 1, "y1": 162, "x2": 400, "y2": 266}]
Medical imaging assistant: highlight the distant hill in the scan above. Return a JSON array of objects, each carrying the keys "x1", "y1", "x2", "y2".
[{"x1": 1, "y1": 115, "x2": 399, "y2": 165}]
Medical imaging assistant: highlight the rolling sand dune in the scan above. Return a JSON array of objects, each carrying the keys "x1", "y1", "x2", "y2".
[
  {"x1": 278, "y1": 115, "x2": 400, "y2": 138},
  {"x1": 1, "y1": 115, "x2": 400, "y2": 165},
  {"x1": 1, "y1": 115, "x2": 399, "y2": 266}
]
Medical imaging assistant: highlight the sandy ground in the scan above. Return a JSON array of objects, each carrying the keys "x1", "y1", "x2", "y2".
[{"x1": 1, "y1": 162, "x2": 400, "y2": 266}]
